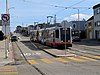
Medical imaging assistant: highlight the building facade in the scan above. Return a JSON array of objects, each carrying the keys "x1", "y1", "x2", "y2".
[
  {"x1": 93, "y1": 3, "x2": 100, "y2": 40},
  {"x1": 86, "y1": 16, "x2": 94, "y2": 39},
  {"x1": 69, "y1": 21, "x2": 86, "y2": 39}
]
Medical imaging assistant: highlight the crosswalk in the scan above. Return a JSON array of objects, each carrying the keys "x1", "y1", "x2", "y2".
[
  {"x1": 0, "y1": 66, "x2": 18, "y2": 74},
  {"x1": 27, "y1": 55, "x2": 100, "y2": 65}
]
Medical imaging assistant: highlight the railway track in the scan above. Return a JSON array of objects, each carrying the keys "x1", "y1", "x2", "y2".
[
  {"x1": 11, "y1": 40, "x2": 100, "y2": 75},
  {"x1": 12, "y1": 41, "x2": 46, "y2": 75}
]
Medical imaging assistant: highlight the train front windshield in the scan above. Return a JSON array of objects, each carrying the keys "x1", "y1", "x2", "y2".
[{"x1": 60, "y1": 28, "x2": 70, "y2": 42}]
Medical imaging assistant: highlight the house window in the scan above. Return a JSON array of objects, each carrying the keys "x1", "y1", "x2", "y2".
[
  {"x1": 97, "y1": 21, "x2": 100, "y2": 26},
  {"x1": 73, "y1": 23, "x2": 76, "y2": 28},
  {"x1": 95, "y1": 22, "x2": 96, "y2": 26},
  {"x1": 84, "y1": 24, "x2": 87, "y2": 28},
  {"x1": 94, "y1": 8, "x2": 100, "y2": 15},
  {"x1": 97, "y1": 8, "x2": 100, "y2": 14},
  {"x1": 95, "y1": 21, "x2": 100, "y2": 26},
  {"x1": 88, "y1": 22, "x2": 92, "y2": 26},
  {"x1": 94, "y1": 10, "x2": 96, "y2": 15}
]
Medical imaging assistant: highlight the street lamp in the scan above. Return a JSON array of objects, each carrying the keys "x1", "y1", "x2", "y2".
[
  {"x1": 8, "y1": 7, "x2": 15, "y2": 14},
  {"x1": 47, "y1": 16, "x2": 53, "y2": 24}
]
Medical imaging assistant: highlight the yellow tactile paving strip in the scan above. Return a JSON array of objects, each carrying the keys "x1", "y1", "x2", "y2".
[
  {"x1": 27, "y1": 55, "x2": 99, "y2": 65},
  {"x1": 40, "y1": 58, "x2": 54, "y2": 64},
  {"x1": 0, "y1": 72, "x2": 18, "y2": 74},
  {"x1": 67, "y1": 57, "x2": 86, "y2": 62},
  {"x1": 88, "y1": 54, "x2": 100, "y2": 59},
  {"x1": 54, "y1": 58, "x2": 68, "y2": 63},
  {"x1": 83, "y1": 54, "x2": 100, "y2": 59},
  {"x1": 0, "y1": 66, "x2": 18, "y2": 74},
  {"x1": 93, "y1": 56, "x2": 100, "y2": 59},
  {"x1": 28, "y1": 60, "x2": 38, "y2": 64},
  {"x1": 78, "y1": 56, "x2": 97, "y2": 61}
]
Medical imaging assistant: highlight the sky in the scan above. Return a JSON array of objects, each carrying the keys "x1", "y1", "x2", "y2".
[{"x1": 0, "y1": 0, "x2": 100, "y2": 31}]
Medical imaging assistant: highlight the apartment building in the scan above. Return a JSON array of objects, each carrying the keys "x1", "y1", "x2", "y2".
[{"x1": 93, "y1": 3, "x2": 100, "y2": 40}]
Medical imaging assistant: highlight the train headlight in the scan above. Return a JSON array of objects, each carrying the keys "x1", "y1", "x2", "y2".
[
  {"x1": 61, "y1": 40, "x2": 63, "y2": 42},
  {"x1": 68, "y1": 40, "x2": 70, "y2": 42}
]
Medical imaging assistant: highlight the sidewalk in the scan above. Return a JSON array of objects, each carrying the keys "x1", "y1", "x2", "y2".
[
  {"x1": 73, "y1": 39, "x2": 100, "y2": 49},
  {"x1": 0, "y1": 40, "x2": 13, "y2": 66},
  {"x1": 81, "y1": 39, "x2": 100, "y2": 44}
]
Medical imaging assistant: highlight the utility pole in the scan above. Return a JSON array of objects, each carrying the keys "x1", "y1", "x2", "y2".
[
  {"x1": 6, "y1": 0, "x2": 8, "y2": 14},
  {"x1": 5, "y1": 0, "x2": 9, "y2": 58},
  {"x1": 54, "y1": 15, "x2": 56, "y2": 24},
  {"x1": 64, "y1": 21, "x2": 67, "y2": 55},
  {"x1": 73, "y1": 8, "x2": 80, "y2": 38}
]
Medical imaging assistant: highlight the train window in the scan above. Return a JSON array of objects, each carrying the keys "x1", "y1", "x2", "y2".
[
  {"x1": 60, "y1": 28, "x2": 70, "y2": 41},
  {"x1": 55, "y1": 30, "x2": 59, "y2": 38}
]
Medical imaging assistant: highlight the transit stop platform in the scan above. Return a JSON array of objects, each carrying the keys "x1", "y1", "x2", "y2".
[
  {"x1": 43, "y1": 48, "x2": 76, "y2": 57},
  {"x1": 39, "y1": 39, "x2": 100, "y2": 57}
]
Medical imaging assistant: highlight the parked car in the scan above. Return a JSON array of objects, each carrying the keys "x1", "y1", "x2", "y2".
[
  {"x1": 72, "y1": 36, "x2": 81, "y2": 42},
  {"x1": 0, "y1": 31, "x2": 4, "y2": 40},
  {"x1": 11, "y1": 35, "x2": 18, "y2": 41}
]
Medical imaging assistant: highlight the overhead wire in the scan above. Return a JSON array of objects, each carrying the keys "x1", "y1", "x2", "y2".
[
  {"x1": 51, "y1": 0, "x2": 93, "y2": 22},
  {"x1": 69, "y1": 0, "x2": 87, "y2": 7},
  {"x1": 18, "y1": 0, "x2": 90, "y2": 23}
]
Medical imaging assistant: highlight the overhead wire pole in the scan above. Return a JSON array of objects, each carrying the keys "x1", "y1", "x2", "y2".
[
  {"x1": 54, "y1": 5, "x2": 92, "y2": 39},
  {"x1": 6, "y1": 0, "x2": 8, "y2": 14},
  {"x1": 53, "y1": 5, "x2": 92, "y2": 55},
  {"x1": 5, "y1": 0, "x2": 9, "y2": 58},
  {"x1": 73, "y1": 8, "x2": 80, "y2": 38}
]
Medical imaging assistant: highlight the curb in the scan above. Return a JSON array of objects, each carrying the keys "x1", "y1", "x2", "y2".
[
  {"x1": 39, "y1": 47, "x2": 75, "y2": 57},
  {"x1": 38, "y1": 48, "x2": 58, "y2": 57}
]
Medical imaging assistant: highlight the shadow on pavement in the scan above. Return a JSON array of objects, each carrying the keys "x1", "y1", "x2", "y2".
[{"x1": 20, "y1": 41, "x2": 53, "y2": 51}]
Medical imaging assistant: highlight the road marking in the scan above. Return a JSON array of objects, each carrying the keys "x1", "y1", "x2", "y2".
[
  {"x1": 41, "y1": 58, "x2": 54, "y2": 64},
  {"x1": 84, "y1": 54, "x2": 100, "y2": 60},
  {"x1": 67, "y1": 57, "x2": 85, "y2": 62},
  {"x1": 34, "y1": 52, "x2": 42, "y2": 55},
  {"x1": 0, "y1": 71, "x2": 18, "y2": 74},
  {"x1": 0, "y1": 66, "x2": 16, "y2": 69},
  {"x1": 54, "y1": 58, "x2": 68, "y2": 63},
  {"x1": 0, "y1": 66, "x2": 18, "y2": 74},
  {"x1": 21, "y1": 52, "x2": 42, "y2": 56},
  {"x1": 92, "y1": 56, "x2": 100, "y2": 59},
  {"x1": 78, "y1": 56, "x2": 97, "y2": 61},
  {"x1": 28, "y1": 60, "x2": 38, "y2": 64}
]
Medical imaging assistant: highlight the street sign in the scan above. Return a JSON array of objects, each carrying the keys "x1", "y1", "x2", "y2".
[
  {"x1": 1, "y1": 14, "x2": 10, "y2": 26},
  {"x1": 1, "y1": 14, "x2": 10, "y2": 36},
  {"x1": 2, "y1": 14, "x2": 10, "y2": 22}
]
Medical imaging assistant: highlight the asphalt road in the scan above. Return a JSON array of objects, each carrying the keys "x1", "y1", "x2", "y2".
[{"x1": 8, "y1": 33, "x2": 100, "y2": 75}]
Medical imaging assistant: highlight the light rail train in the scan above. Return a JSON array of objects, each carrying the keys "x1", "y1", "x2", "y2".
[{"x1": 30, "y1": 21, "x2": 72, "y2": 48}]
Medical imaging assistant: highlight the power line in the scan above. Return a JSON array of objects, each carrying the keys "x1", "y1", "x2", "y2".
[
  {"x1": 52, "y1": 0, "x2": 88, "y2": 15},
  {"x1": 69, "y1": 0, "x2": 87, "y2": 7}
]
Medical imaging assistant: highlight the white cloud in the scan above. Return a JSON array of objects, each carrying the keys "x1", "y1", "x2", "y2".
[{"x1": 64, "y1": 13, "x2": 91, "y2": 21}]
